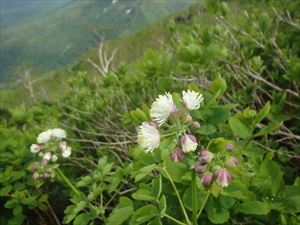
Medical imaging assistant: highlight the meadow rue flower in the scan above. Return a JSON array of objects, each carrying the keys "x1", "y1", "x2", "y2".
[
  {"x1": 150, "y1": 92, "x2": 177, "y2": 126},
  {"x1": 195, "y1": 162, "x2": 206, "y2": 173},
  {"x1": 51, "y1": 154, "x2": 58, "y2": 162},
  {"x1": 30, "y1": 144, "x2": 40, "y2": 154},
  {"x1": 43, "y1": 152, "x2": 52, "y2": 161},
  {"x1": 182, "y1": 90, "x2": 204, "y2": 110},
  {"x1": 137, "y1": 122, "x2": 160, "y2": 153},
  {"x1": 180, "y1": 134, "x2": 198, "y2": 153},
  {"x1": 226, "y1": 143, "x2": 234, "y2": 151},
  {"x1": 225, "y1": 156, "x2": 238, "y2": 168},
  {"x1": 214, "y1": 168, "x2": 232, "y2": 187},
  {"x1": 62, "y1": 146, "x2": 72, "y2": 158},
  {"x1": 170, "y1": 148, "x2": 184, "y2": 162},
  {"x1": 51, "y1": 128, "x2": 66, "y2": 139},
  {"x1": 199, "y1": 150, "x2": 213, "y2": 164},
  {"x1": 201, "y1": 172, "x2": 213, "y2": 187},
  {"x1": 37, "y1": 130, "x2": 52, "y2": 144},
  {"x1": 32, "y1": 172, "x2": 40, "y2": 180}
]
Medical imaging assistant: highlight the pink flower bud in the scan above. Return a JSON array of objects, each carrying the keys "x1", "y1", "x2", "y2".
[
  {"x1": 191, "y1": 122, "x2": 201, "y2": 129},
  {"x1": 226, "y1": 143, "x2": 234, "y2": 151},
  {"x1": 195, "y1": 162, "x2": 206, "y2": 174},
  {"x1": 170, "y1": 148, "x2": 184, "y2": 162},
  {"x1": 40, "y1": 160, "x2": 48, "y2": 166},
  {"x1": 225, "y1": 156, "x2": 238, "y2": 168},
  {"x1": 214, "y1": 168, "x2": 232, "y2": 187},
  {"x1": 32, "y1": 172, "x2": 40, "y2": 180},
  {"x1": 180, "y1": 134, "x2": 198, "y2": 153},
  {"x1": 201, "y1": 172, "x2": 213, "y2": 187},
  {"x1": 43, "y1": 173, "x2": 50, "y2": 179},
  {"x1": 198, "y1": 150, "x2": 213, "y2": 164}
]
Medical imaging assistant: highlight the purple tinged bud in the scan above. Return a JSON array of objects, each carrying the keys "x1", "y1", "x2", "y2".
[
  {"x1": 201, "y1": 172, "x2": 213, "y2": 187},
  {"x1": 226, "y1": 156, "x2": 238, "y2": 168},
  {"x1": 195, "y1": 162, "x2": 206, "y2": 174},
  {"x1": 180, "y1": 134, "x2": 198, "y2": 153},
  {"x1": 32, "y1": 172, "x2": 40, "y2": 180},
  {"x1": 191, "y1": 122, "x2": 201, "y2": 129},
  {"x1": 171, "y1": 148, "x2": 184, "y2": 162},
  {"x1": 214, "y1": 168, "x2": 232, "y2": 187},
  {"x1": 198, "y1": 150, "x2": 213, "y2": 164},
  {"x1": 43, "y1": 173, "x2": 50, "y2": 179},
  {"x1": 226, "y1": 143, "x2": 234, "y2": 151},
  {"x1": 40, "y1": 160, "x2": 48, "y2": 166}
]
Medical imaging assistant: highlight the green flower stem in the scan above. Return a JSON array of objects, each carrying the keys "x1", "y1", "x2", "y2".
[
  {"x1": 162, "y1": 166, "x2": 191, "y2": 224},
  {"x1": 56, "y1": 168, "x2": 80, "y2": 196},
  {"x1": 191, "y1": 170, "x2": 197, "y2": 225},
  {"x1": 165, "y1": 213, "x2": 188, "y2": 225},
  {"x1": 197, "y1": 190, "x2": 210, "y2": 219}
]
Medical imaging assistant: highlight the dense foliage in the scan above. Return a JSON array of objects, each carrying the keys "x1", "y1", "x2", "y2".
[{"x1": 0, "y1": 0, "x2": 299, "y2": 224}]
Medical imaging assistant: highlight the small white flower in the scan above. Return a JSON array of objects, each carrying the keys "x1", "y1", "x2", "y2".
[
  {"x1": 43, "y1": 152, "x2": 52, "y2": 161},
  {"x1": 62, "y1": 146, "x2": 72, "y2": 158},
  {"x1": 30, "y1": 144, "x2": 40, "y2": 154},
  {"x1": 138, "y1": 122, "x2": 160, "y2": 153},
  {"x1": 150, "y1": 92, "x2": 177, "y2": 126},
  {"x1": 182, "y1": 90, "x2": 204, "y2": 110},
  {"x1": 38, "y1": 152, "x2": 44, "y2": 157},
  {"x1": 37, "y1": 130, "x2": 52, "y2": 144},
  {"x1": 51, "y1": 154, "x2": 58, "y2": 162},
  {"x1": 51, "y1": 128, "x2": 66, "y2": 139},
  {"x1": 180, "y1": 134, "x2": 198, "y2": 153}
]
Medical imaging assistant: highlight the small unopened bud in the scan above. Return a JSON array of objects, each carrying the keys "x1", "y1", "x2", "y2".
[
  {"x1": 62, "y1": 146, "x2": 72, "y2": 158},
  {"x1": 30, "y1": 144, "x2": 40, "y2": 154},
  {"x1": 214, "y1": 168, "x2": 232, "y2": 187},
  {"x1": 32, "y1": 172, "x2": 40, "y2": 180},
  {"x1": 191, "y1": 122, "x2": 201, "y2": 129},
  {"x1": 225, "y1": 156, "x2": 238, "y2": 168},
  {"x1": 38, "y1": 152, "x2": 44, "y2": 157},
  {"x1": 180, "y1": 134, "x2": 198, "y2": 153},
  {"x1": 201, "y1": 172, "x2": 213, "y2": 187},
  {"x1": 40, "y1": 159, "x2": 48, "y2": 166},
  {"x1": 183, "y1": 114, "x2": 193, "y2": 123},
  {"x1": 226, "y1": 143, "x2": 234, "y2": 151},
  {"x1": 195, "y1": 162, "x2": 206, "y2": 174},
  {"x1": 59, "y1": 141, "x2": 67, "y2": 152},
  {"x1": 43, "y1": 173, "x2": 50, "y2": 179},
  {"x1": 51, "y1": 154, "x2": 58, "y2": 162},
  {"x1": 43, "y1": 152, "x2": 52, "y2": 161},
  {"x1": 198, "y1": 150, "x2": 213, "y2": 164},
  {"x1": 170, "y1": 148, "x2": 184, "y2": 162}
]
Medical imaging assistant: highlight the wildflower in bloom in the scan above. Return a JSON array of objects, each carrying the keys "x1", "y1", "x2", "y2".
[
  {"x1": 180, "y1": 134, "x2": 198, "y2": 153},
  {"x1": 32, "y1": 172, "x2": 40, "y2": 180},
  {"x1": 214, "y1": 168, "x2": 232, "y2": 187},
  {"x1": 137, "y1": 122, "x2": 160, "y2": 153},
  {"x1": 199, "y1": 150, "x2": 213, "y2": 164},
  {"x1": 62, "y1": 146, "x2": 72, "y2": 158},
  {"x1": 226, "y1": 143, "x2": 234, "y2": 151},
  {"x1": 182, "y1": 90, "x2": 204, "y2": 110},
  {"x1": 51, "y1": 128, "x2": 66, "y2": 139},
  {"x1": 30, "y1": 144, "x2": 40, "y2": 154},
  {"x1": 195, "y1": 162, "x2": 206, "y2": 174},
  {"x1": 225, "y1": 156, "x2": 238, "y2": 168},
  {"x1": 170, "y1": 148, "x2": 184, "y2": 162},
  {"x1": 51, "y1": 154, "x2": 58, "y2": 162},
  {"x1": 201, "y1": 172, "x2": 213, "y2": 187},
  {"x1": 37, "y1": 130, "x2": 52, "y2": 144},
  {"x1": 43, "y1": 152, "x2": 52, "y2": 161},
  {"x1": 150, "y1": 92, "x2": 177, "y2": 126},
  {"x1": 191, "y1": 122, "x2": 201, "y2": 129}
]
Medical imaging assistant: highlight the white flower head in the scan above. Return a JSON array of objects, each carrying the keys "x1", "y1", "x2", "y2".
[
  {"x1": 180, "y1": 134, "x2": 198, "y2": 153},
  {"x1": 37, "y1": 130, "x2": 52, "y2": 144},
  {"x1": 62, "y1": 146, "x2": 72, "y2": 158},
  {"x1": 182, "y1": 90, "x2": 204, "y2": 110},
  {"x1": 137, "y1": 122, "x2": 160, "y2": 153},
  {"x1": 43, "y1": 152, "x2": 52, "y2": 161},
  {"x1": 51, "y1": 154, "x2": 58, "y2": 162},
  {"x1": 150, "y1": 92, "x2": 177, "y2": 126},
  {"x1": 51, "y1": 128, "x2": 66, "y2": 139},
  {"x1": 30, "y1": 144, "x2": 40, "y2": 154}
]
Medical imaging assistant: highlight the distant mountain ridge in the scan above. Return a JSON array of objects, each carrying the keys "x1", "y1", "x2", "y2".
[{"x1": 0, "y1": 0, "x2": 197, "y2": 84}]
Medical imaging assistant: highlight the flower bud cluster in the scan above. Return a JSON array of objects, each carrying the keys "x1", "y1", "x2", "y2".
[
  {"x1": 196, "y1": 147, "x2": 238, "y2": 188},
  {"x1": 30, "y1": 128, "x2": 71, "y2": 180}
]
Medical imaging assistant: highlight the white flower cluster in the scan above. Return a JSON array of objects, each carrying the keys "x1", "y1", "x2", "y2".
[
  {"x1": 30, "y1": 128, "x2": 71, "y2": 180},
  {"x1": 138, "y1": 90, "x2": 203, "y2": 152}
]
